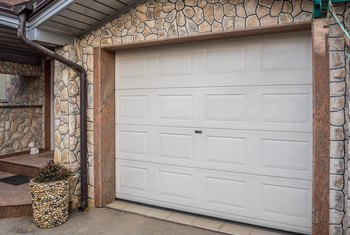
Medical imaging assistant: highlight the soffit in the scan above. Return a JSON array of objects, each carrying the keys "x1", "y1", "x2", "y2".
[{"x1": 0, "y1": 0, "x2": 146, "y2": 64}]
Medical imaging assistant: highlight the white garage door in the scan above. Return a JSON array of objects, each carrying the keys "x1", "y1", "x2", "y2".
[{"x1": 115, "y1": 31, "x2": 312, "y2": 234}]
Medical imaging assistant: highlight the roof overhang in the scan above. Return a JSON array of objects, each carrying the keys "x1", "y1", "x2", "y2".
[
  {"x1": 1, "y1": 0, "x2": 146, "y2": 45},
  {"x1": 0, "y1": 0, "x2": 146, "y2": 64}
]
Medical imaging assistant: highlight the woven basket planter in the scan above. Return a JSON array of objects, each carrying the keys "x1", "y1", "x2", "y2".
[{"x1": 29, "y1": 179, "x2": 69, "y2": 228}]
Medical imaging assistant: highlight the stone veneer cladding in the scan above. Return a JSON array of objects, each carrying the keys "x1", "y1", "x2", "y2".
[
  {"x1": 327, "y1": 3, "x2": 350, "y2": 235},
  {"x1": 52, "y1": 0, "x2": 350, "y2": 233},
  {"x1": 0, "y1": 61, "x2": 44, "y2": 155}
]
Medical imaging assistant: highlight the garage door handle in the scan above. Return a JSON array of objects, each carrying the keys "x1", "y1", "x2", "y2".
[{"x1": 195, "y1": 130, "x2": 202, "y2": 134}]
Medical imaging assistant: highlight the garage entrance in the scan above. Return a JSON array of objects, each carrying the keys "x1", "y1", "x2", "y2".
[{"x1": 114, "y1": 31, "x2": 312, "y2": 234}]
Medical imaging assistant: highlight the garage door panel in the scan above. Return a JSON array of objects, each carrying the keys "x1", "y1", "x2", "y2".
[
  {"x1": 159, "y1": 50, "x2": 194, "y2": 77},
  {"x1": 260, "y1": 182, "x2": 312, "y2": 228},
  {"x1": 116, "y1": 32, "x2": 311, "y2": 90},
  {"x1": 261, "y1": 37, "x2": 311, "y2": 72},
  {"x1": 262, "y1": 184, "x2": 309, "y2": 218},
  {"x1": 262, "y1": 93, "x2": 311, "y2": 124},
  {"x1": 205, "y1": 177, "x2": 246, "y2": 208},
  {"x1": 205, "y1": 44, "x2": 246, "y2": 74},
  {"x1": 206, "y1": 94, "x2": 246, "y2": 121},
  {"x1": 118, "y1": 165, "x2": 148, "y2": 193},
  {"x1": 116, "y1": 125, "x2": 312, "y2": 180},
  {"x1": 262, "y1": 139, "x2": 311, "y2": 172},
  {"x1": 117, "y1": 95, "x2": 148, "y2": 119},
  {"x1": 159, "y1": 133, "x2": 193, "y2": 160},
  {"x1": 159, "y1": 170, "x2": 193, "y2": 199},
  {"x1": 116, "y1": 86, "x2": 312, "y2": 132},
  {"x1": 117, "y1": 54, "x2": 148, "y2": 80},
  {"x1": 206, "y1": 135, "x2": 246, "y2": 165},
  {"x1": 118, "y1": 130, "x2": 148, "y2": 158},
  {"x1": 116, "y1": 159, "x2": 311, "y2": 232},
  {"x1": 159, "y1": 95, "x2": 193, "y2": 120}
]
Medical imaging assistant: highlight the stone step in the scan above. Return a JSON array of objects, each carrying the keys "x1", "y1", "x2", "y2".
[
  {"x1": 0, "y1": 152, "x2": 53, "y2": 219},
  {"x1": 0, "y1": 171, "x2": 32, "y2": 219},
  {"x1": 0, "y1": 151, "x2": 53, "y2": 177}
]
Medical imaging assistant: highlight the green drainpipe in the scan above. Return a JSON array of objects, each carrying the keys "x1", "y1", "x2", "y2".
[{"x1": 314, "y1": 0, "x2": 350, "y2": 18}]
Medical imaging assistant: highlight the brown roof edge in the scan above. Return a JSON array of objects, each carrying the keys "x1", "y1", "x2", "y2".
[
  {"x1": 0, "y1": 0, "x2": 30, "y2": 6},
  {"x1": 0, "y1": 0, "x2": 54, "y2": 18},
  {"x1": 0, "y1": 2, "x2": 17, "y2": 15}
]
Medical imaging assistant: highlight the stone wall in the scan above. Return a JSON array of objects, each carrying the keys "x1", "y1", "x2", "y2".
[
  {"x1": 53, "y1": 52, "x2": 87, "y2": 208},
  {"x1": 50, "y1": 0, "x2": 350, "y2": 233},
  {"x1": 53, "y1": 0, "x2": 314, "y2": 210},
  {"x1": 328, "y1": 3, "x2": 350, "y2": 235},
  {"x1": 0, "y1": 62, "x2": 44, "y2": 155},
  {"x1": 342, "y1": 5, "x2": 350, "y2": 235},
  {"x1": 0, "y1": 61, "x2": 41, "y2": 76}
]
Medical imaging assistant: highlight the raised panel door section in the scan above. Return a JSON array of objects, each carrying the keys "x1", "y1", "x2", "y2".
[
  {"x1": 159, "y1": 171, "x2": 193, "y2": 199},
  {"x1": 115, "y1": 31, "x2": 311, "y2": 89},
  {"x1": 118, "y1": 131, "x2": 148, "y2": 158},
  {"x1": 262, "y1": 139, "x2": 311, "y2": 172},
  {"x1": 116, "y1": 159, "x2": 312, "y2": 233},
  {"x1": 117, "y1": 95, "x2": 148, "y2": 119},
  {"x1": 116, "y1": 86, "x2": 312, "y2": 132},
  {"x1": 159, "y1": 95, "x2": 193, "y2": 120},
  {"x1": 261, "y1": 37, "x2": 310, "y2": 72},
  {"x1": 118, "y1": 54, "x2": 147, "y2": 79},
  {"x1": 206, "y1": 94, "x2": 246, "y2": 121},
  {"x1": 260, "y1": 180, "x2": 311, "y2": 227},
  {"x1": 116, "y1": 125, "x2": 312, "y2": 180},
  {"x1": 159, "y1": 50, "x2": 193, "y2": 76},
  {"x1": 159, "y1": 133, "x2": 193, "y2": 160},
  {"x1": 262, "y1": 184, "x2": 309, "y2": 218},
  {"x1": 206, "y1": 136, "x2": 246, "y2": 165},
  {"x1": 118, "y1": 165, "x2": 148, "y2": 192},
  {"x1": 205, "y1": 45, "x2": 246, "y2": 74},
  {"x1": 206, "y1": 177, "x2": 246, "y2": 208},
  {"x1": 262, "y1": 94, "x2": 311, "y2": 124}
]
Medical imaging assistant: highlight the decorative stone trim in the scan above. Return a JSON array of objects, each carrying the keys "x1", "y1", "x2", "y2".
[{"x1": 29, "y1": 179, "x2": 69, "y2": 228}]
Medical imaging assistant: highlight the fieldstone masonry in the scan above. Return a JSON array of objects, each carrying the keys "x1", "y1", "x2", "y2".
[
  {"x1": 328, "y1": 3, "x2": 350, "y2": 235},
  {"x1": 0, "y1": 61, "x2": 41, "y2": 77},
  {"x1": 53, "y1": 46, "x2": 92, "y2": 208},
  {"x1": 80, "y1": 0, "x2": 313, "y2": 48},
  {"x1": 52, "y1": 0, "x2": 350, "y2": 233},
  {"x1": 0, "y1": 62, "x2": 44, "y2": 155}
]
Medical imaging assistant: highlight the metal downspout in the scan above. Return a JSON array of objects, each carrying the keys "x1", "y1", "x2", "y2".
[{"x1": 14, "y1": 6, "x2": 88, "y2": 211}]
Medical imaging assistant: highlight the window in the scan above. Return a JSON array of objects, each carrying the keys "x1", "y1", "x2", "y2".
[{"x1": 0, "y1": 73, "x2": 6, "y2": 102}]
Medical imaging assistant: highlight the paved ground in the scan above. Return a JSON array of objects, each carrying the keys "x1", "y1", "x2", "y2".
[{"x1": 0, "y1": 207, "x2": 226, "y2": 235}]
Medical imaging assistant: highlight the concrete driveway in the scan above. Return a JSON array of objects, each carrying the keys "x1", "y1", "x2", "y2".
[{"x1": 0, "y1": 207, "x2": 225, "y2": 235}]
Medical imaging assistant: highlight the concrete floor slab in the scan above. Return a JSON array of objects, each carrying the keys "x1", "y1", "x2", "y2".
[
  {"x1": 0, "y1": 207, "x2": 227, "y2": 235},
  {"x1": 106, "y1": 200, "x2": 297, "y2": 235}
]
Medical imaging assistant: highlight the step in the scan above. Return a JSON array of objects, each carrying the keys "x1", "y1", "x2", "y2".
[
  {"x1": 0, "y1": 171, "x2": 32, "y2": 219},
  {"x1": 0, "y1": 152, "x2": 54, "y2": 219},
  {"x1": 0, "y1": 151, "x2": 53, "y2": 177}
]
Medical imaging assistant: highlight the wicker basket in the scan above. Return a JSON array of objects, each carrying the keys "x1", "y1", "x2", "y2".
[{"x1": 29, "y1": 179, "x2": 69, "y2": 228}]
